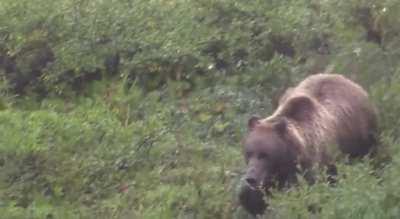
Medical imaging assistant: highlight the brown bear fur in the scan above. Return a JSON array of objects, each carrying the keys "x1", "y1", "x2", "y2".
[{"x1": 239, "y1": 73, "x2": 378, "y2": 216}]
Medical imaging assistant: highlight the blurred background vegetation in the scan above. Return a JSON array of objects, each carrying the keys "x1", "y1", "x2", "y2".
[{"x1": 0, "y1": 0, "x2": 400, "y2": 218}]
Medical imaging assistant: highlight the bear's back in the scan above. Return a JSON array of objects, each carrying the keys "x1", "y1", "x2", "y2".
[{"x1": 296, "y1": 74, "x2": 378, "y2": 157}]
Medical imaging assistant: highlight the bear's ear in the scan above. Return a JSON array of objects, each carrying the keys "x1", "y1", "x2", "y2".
[
  {"x1": 248, "y1": 115, "x2": 261, "y2": 131},
  {"x1": 280, "y1": 95, "x2": 314, "y2": 122},
  {"x1": 273, "y1": 118, "x2": 288, "y2": 135}
]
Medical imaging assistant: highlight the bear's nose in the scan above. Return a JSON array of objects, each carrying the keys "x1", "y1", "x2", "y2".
[{"x1": 245, "y1": 178, "x2": 258, "y2": 188}]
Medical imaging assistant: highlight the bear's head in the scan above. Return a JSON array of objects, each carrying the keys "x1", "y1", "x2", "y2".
[{"x1": 239, "y1": 95, "x2": 314, "y2": 215}]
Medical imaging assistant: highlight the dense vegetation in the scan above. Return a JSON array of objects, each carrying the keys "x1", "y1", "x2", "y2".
[{"x1": 1, "y1": 0, "x2": 400, "y2": 218}]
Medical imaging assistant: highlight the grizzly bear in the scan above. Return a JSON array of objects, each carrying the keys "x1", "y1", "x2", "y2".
[{"x1": 238, "y1": 73, "x2": 378, "y2": 216}]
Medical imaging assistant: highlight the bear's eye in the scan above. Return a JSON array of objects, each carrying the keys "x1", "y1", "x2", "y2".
[
  {"x1": 245, "y1": 151, "x2": 253, "y2": 158},
  {"x1": 258, "y1": 152, "x2": 268, "y2": 159}
]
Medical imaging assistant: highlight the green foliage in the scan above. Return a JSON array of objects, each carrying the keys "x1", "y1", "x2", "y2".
[{"x1": 1, "y1": 0, "x2": 400, "y2": 218}]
